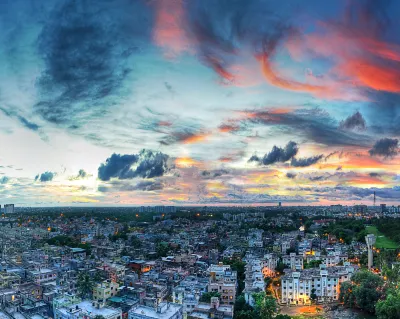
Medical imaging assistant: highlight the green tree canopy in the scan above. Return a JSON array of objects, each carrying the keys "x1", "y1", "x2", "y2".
[{"x1": 376, "y1": 288, "x2": 400, "y2": 319}]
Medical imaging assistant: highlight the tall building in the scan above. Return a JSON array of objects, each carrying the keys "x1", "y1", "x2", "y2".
[
  {"x1": 365, "y1": 234, "x2": 376, "y2": 270},
  {"x1": 380, "y1": 204, "x2": 387, "y2": 213},
  {"x1": 353, "y1": 205, "x2": 367, "y2": 214},
  {"x1": 4, "y1": 204, "x2": 14, "y2": 214}
]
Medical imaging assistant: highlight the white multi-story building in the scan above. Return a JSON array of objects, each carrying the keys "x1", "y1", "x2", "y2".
[
  {"x1": 280, "y1": 263, "x2": 358, "y2": 305},
  {"x1": 93, "y1": 280, "x2": 119, "y2": 308},
  {"x1": 208, "y1": 263, "x2": 237, "y2": 305},
  {"x1": 243, "y1": 258, "x2": 265, "y2": 307},
  {"x1": 27, "y1": 268, "x2": 57, "y2": 284},
  {"x1": 247, "y1": 229, "x2": 263, "y2": 248},
  {"x1": 282, "y1": 253, "x2": 303, "y2": 271},
  {"x1": 129, "y1": 302, "x2": 183, "y2": 319},
  {"x1": 189, "y1": 297, "x2": 233, "y2": 319},
  {"x1": 306, "y1": 251, "x2": 348, "y2": 267},
  {"x1": 53, "y1": 294, "x2": 122, "y2": 319},
  {"x1": 262, "y1": 253, "x2": 279, "y2": 277},
  {"x1": 4, "y1": 204, "x2": 14, "y2": 215}
]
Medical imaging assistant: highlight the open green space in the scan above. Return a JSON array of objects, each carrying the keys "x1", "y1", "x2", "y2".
[{"x1": 366, "y1": 226, "x2": 398, "y2": 249}]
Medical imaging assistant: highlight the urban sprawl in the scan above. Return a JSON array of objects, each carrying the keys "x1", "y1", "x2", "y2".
[{"x1": 0, "y1": 204, "x2": 398, "y2": 319}]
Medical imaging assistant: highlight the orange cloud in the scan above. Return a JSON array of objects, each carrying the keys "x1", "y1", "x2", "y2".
[
  {"x1": 175, "y1": 157, "x2": 202, "y2": 168},
  {"x1": 285, "y1": 18, "x2": 400, "y2": 95},
  {"x1": 181, "y1": 133, "x2": 209, "y2": 144},
  {"x1": 258, "y1": 53, "x2": 326, "y2": 94},
  {"x1": 219, "y1": 123, "x2": 240, "y2": 133},
  {"x1": 345, "y1": 175, "x2": 386, "y2": 186},
  {"x1": 338, "y1": 58, "x2": 400, "y2": 93},
  {"x1": 153, "y1": 0, "x2": 191, "y2": 57}
]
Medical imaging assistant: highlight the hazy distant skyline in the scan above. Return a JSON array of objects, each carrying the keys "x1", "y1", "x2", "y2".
[{"x1": 0, "y1": 0, "x2": 400, "y2": 206}]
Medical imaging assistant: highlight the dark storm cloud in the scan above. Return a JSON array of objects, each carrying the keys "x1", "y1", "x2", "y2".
[
  {"x1": 69, "y1": 169, "x2": 91, "y2": 180},
  {"x1": 312, "y1": 185, "x2": 400, "y2": 201},
  {"x1": 362, "y1": 92, "x2": 400, "y2": 136},
  {"x1": 183, "y1": 0, "x2": 292, "y2": 81},
  {"x1": 286, "y1": 172, "x2": 296, "y2": 179},
  {"x1": 243, "y1": 108, "x2": 371, "y2": 147},
  {"x1": 35, "y1": 171, "x2": 55, "y2": 182},
  {"x1": 368, "y1": 138, "x2": 399, "y2": 158},
  {"x1": 98, "y1": 150, "x2": 170, "y2": 181},
  {"x1": 200, "y1": 169, "x2": 229, "y2": 179},
  {"x1": 159, "y1": 128, "x2": 207, "y2": 146},
  {"x1": 34, "y1": 0, "x2": 147, "y2": 125},
  {"x1": 291, "y1": 155, "x2": 324, "y2": 167},
  {"x1": 309, "y1": 175, "x2": 327, "y2": 182},
  {"x1": 77, "y1": 169, "x2": 87, "y2": 179},
  {"x1": 0, "y1": 107, "x2": 40, "y2": 132},
  {"x1": 339, "y1": 111, "x2": 367, "y2": 131},
  {"x1": 98, "y1": 180, "x2": 164, "y2": 192},
  {"x1": 249, "y1": 141, "x2": 298, "y2": 166},
  {"x1": 0, "y1": 176, "x2": 9, "y2": 184},
  {"x1": 369, "y1": 172, "x2": 380, "y2": 177}
]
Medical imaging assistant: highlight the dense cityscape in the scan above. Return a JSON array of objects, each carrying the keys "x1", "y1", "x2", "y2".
[{"x1": 0, "y1": 203, "x2": 397, "y2": 319}]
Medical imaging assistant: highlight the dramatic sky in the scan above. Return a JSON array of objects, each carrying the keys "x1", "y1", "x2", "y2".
[{"x1": 1, "y1": 0, "x2": 400, "y2": 206}]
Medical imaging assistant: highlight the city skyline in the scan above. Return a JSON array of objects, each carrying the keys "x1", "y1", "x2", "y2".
[{"x1": 1, "y1": 0, "x2": 400, "y2": 206}]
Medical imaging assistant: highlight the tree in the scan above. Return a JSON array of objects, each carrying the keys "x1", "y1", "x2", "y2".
[
  {"x1": 234, "y1": 295, "x2": 257, "y2": 319},
  {"x1": 253, "y1": 292, "x2": 279, "y2": 319},
  {"x1": 310, "y1": 288, "x2": 318, "y2": 304},
  {"x1": 77, "y1": 273, "x2": 94, "y2": 298},
  {"x1": 93, "y1": 271, "x2": 103, "y2": 283},
  {"x1": 235, "y1": 310, "x2": 258, "y2": 319},
  {"x1": 130, "y1": 235, "x2": 142, "y2": 248},
  {"x1": 275, "y1": 315, "x2": 291, "y2": 319},
  {"x1": 339, "y1": 271, "x2": 385, "y2": 313},
  {"x1": 199, "y1": 292, "x2": 221, "y2": 303},
  {"x1": 339, "y1": 281, "x2": 356, "y2": 307},
  {"x1": 275, "y1": 261, "x2": 286, "y2": 274},
  {"x1": 376, "y1": 289, "x2": 400, "y2": 319},
  {"x1": 304, "y1": 260, "x2": 323, "y2": 269},
  {"x1": 156, "y1": 243, "x2": 169, "y2": 258}
]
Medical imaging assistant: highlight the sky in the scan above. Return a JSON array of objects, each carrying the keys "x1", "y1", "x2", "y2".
[{"x1": 0, "y1": 0, "x2": 400, "y2": 206}]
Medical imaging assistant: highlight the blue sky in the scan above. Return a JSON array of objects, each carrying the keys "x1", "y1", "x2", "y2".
[{"x1": 0, "y1": 0, "x2": 400, "y2": 206}]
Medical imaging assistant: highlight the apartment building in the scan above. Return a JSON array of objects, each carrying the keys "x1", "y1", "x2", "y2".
[
  {"x1": 188, "y1": 297, "x2": 233, "y2": 319},
  {"x1": 53, "y1": 294, "x2": 122, "y2": 319},
  {"x1": 128, "y1": 302, "x2": 183, "y2": 319},
  {"x1": 282, "y1": 253, "x2": 303, "y2": 271},
  {"x1": 243, "y1": 259, "x2": 265, "y2": 307},
  {"x1": 27, "y1": 268, "x2": 57, "y2": 284},
  {"x1": 262, "y1": 253, "x2": 279, "y2": 277},
  {"x1": 280, "y1": 263, "x2": 358, "y2": 305},
  {"x1": 208, "y1": 263, "x2": 237, "y2": 305},
  {"x1": 93, "y1": 280, "x2": 120, "y2": 308},
  {"x1": 306, "y1": 251, "x2": 348, "y2": 267}
]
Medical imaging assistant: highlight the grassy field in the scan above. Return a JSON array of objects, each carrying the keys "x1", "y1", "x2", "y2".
[{"x1": 366, "y1": 226, "x2": 398, "y2": 249}]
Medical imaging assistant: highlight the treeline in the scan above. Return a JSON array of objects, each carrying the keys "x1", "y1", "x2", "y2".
[
  {"x1": 318, "y1": 219, "x2": 367, "y2": 244},
  {"x1": 375, "y1": 218, "x2": 400, "y2": 244},
  {"x1": 47, "y1": 235, "x2": 92, "y2": 254}
]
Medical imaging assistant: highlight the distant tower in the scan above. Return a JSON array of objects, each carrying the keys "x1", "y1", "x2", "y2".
[
  {"x1": 373, "y1": 191, "x2": 376, "y2": 207},
  {"x1": 365, "y1": 234, "x2": 376, "y2": 270}
]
